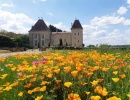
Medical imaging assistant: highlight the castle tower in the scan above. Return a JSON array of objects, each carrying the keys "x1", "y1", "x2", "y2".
[
  {"x1": 29, "y1": 19, "x2": 51, "y2": 49},
  {"x1": 71, "y1": 19, "x2": 83, "y2": 48}
]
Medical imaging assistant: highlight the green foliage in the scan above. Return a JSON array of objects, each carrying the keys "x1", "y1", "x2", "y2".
[
  {"x1": 0, "y1": 36, "x2": 15, "y2": 47},
  {"x1": 0, "y1": 30, "x2": 29, "y2": 48}
]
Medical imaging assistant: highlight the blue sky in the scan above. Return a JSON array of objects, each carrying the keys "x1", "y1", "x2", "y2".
[{"x1": 0, "y1": 0, "x2": 130, "y2": 46}]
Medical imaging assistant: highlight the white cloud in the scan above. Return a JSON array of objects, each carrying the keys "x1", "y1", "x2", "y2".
[
  {"x1": 84, "y1": 29, "x2": 126, "y2": 45},
  {"x1": 123, "y1": 19, "x2": 130, "y2": 25},
  {"x1": 117, "y1": 6, "x2": 128, "y2": 15},
  {"x1": 47, "y1": 12, "x2": 54, "y2": 16},
  {"x1": 127, "y1": 0, "x2": 130, "y2": 4},
  {"x1": 82, "y1": 25, "x2": 98, "y2": 33},
  {"x1": 0, "y1": 9, "x2": 36, "y2": 33},
  {"x1": 0, "y1": 3, "x2": 14, "y2": 7},
  {"x1": 91, "y1": 16, "x2": 125, "y2": 27},
  {"x1": 39, "y1": 0, "x2": 47, "y2": 2},
  {"x1": 125, "y1": 29, "x2": 130, "y2": 34},
  {"x1": 90, "y1": 15, "x2": 130, "y2": 27},
  {"x1": 54, "y1": 22, "x2": 69, "y2": 31}
]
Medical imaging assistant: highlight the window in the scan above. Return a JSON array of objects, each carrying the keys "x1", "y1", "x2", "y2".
[
  {"x1": 42, "y1": 34, "x2": 44, "y2": 38},
  {"x1": 74, "y1": 33, "x2": 76, "y2": 35},
  {"x1": 78, "y1": 33, "x2": 79, "y2": 35},
  {"x1": 78, "y1": 40, "x2": 79, "y2": 43},
  {"x1": 64, "y1": 38, "x2": 66, "y2": 42},
  {"x1": 42, "y1": 40, "x2": 44, "y2": 45},
  {"x1": 35, "y1": 40, "x2": 37, "y2": 46},
  {"x1": 74, "y1": 43, "x2": 76, "y2": 47},
  {"x1": 35, "y1": 34, "x2": 37, "y2": 39}
]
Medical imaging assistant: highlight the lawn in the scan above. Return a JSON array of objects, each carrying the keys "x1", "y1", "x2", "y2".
[{"x1": 0, "y1": 50, "x2": 130, "y2": 100}]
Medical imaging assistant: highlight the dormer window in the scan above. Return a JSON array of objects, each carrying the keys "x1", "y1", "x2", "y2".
[{"x1": 42, "y1": 34, "x2": 44, "y2": 38}]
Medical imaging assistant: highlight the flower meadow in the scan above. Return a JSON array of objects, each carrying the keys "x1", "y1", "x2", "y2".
[{"x1": 0, "y1": 50, "x2": 130, "y2": 100}]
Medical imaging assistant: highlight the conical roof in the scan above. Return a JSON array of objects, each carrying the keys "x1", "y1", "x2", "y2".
[
  {"x1": 71, "y1": 20, "x2": 83, "y2": 29},
  {"x1": 29, "y1": 19, "x2": 49, "y2": 32}
]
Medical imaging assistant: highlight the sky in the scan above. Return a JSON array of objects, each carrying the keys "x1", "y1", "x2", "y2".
[{"x1": 0, "y1": 0, "x2": 130, "y2": 46}]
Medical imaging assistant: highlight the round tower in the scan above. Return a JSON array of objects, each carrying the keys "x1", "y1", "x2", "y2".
[{"x1": 71, "y1": 19, "x2": 83, "y2": 48}]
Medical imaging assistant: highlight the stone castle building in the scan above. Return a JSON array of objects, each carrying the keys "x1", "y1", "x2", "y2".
[{"x1": 29, "y1": 19, "x2": 83, "y2": 48}]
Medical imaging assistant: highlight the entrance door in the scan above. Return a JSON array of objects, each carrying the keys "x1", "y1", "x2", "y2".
[{"x1": 59, "y1": 38, "x2": 63, "y2": 46}]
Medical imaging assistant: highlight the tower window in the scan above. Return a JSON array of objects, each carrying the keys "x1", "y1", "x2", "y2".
[
  {"x1": 35, "y1": 40, "x2": 37, "y2": 46},
  {"x1": 42, "y1": 40, "x2": 44, "y2": 45},
  {"x1": 42, "y1": 34, "x2": 44, "y2": 38},
  {"x1": 64, "y1": 38, "x2": 66, "y2": 42},
  {"x1": 78, "y1": 33, "x2": 79, "y2": 35},
  {"x1": 35, "y1": 34, "x2": 37, "y2": 39}
]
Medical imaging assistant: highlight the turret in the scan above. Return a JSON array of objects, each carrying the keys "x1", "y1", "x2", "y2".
[{"x1": 71, "y1": 19, "x2": 83, "y2": 48}]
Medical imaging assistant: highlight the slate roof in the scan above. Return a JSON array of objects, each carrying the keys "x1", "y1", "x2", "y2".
[
  {"x1": 29, "y1": 19, "x2": 49, "y2": 32},
  {"x1": 71, "y1": 20, "x2": 83, "y2": 29}
]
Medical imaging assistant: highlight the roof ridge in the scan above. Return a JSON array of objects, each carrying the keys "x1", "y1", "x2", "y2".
[
  {"x1": 71, "y1": 20, "x2": 83, "y2": 29},
  {"x1": 29, "y1": 19, "x2": 49, "y2": 32}
]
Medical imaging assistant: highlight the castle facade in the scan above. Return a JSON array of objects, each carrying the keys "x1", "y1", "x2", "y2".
[{"x1": 29, "y1": 19, "x2": 83, "y2": 48}]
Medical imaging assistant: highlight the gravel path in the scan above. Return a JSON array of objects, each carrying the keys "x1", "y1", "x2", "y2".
[{"x1": 0, "y1": 49, "x2": 42, "y2": 58}]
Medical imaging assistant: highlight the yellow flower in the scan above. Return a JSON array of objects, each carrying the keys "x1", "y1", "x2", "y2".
[
  {"x1": 3, "y1": 86, "x2": 12, "y2": 91},
  {"x1": 119, "y1": 74, "x2": 126, "y2": 79},
  {"x1": 55, "y1": 80, "x2": 62, "y2": 84},
  {"x1": 71, "y1": 71, "x2": 78, "y2": 77},
  {"x1": 107, "y1": 96, "x2": 121, "y2": 100},
  {"x1": 64, "y1": 66, "x2": 71, "y2": 73},
  {"x1": 22, "y1": 61, "x2": 28, "y2": 65},
  {"x1": 102, "y1": 67, "x2": 109, "y2": 72},
  {"x1": 18, "y1": 92, "x2": 23, "y2": 97},
  {"x1": 68, "y1": 93, "x2": 81, "y2": 100},
  {"x1": 54, "y1": 69, "x2": 60, "y2": 73},
  {"x1": 28, "y1": 90, "x2": 33, "y2": 94},
  {"x1": 86, "y1": 92, "x2": 90, "y2": 95},
  {"x1": 33, "y1": 87, "x2": 40, "y2": 92},
  {"x1": 10, "y1": 81, "x2": 19, "y2": 87},
  {"x1": 64, "y1": 82, "x2": 72, "y2": 88},
  {"x1": 11, "y1": 67, "x2": 16, "y2": 71},
  {"x1": 100, "y1": 88, "x2": 108, "y2": 96},
  {"x1": 35, "y1": 95, "x2": 43, "y2": 100},
  {"x1": 91, "y1": 80, "x2": 98, "y2": 86},
  {"x1": 47, "y1": 74, "x2": 53, "y2": 78},
  {"x1": 40, "y1": 86, "x2": 46, "y2": 92},
  {"x1": 0, "y1": 74, "x2": 8, "y2": 79},
  {"x1": 3, "y1": 82, "x2": 10, "y2": 87},
  {"x1": 113, "y1": 71, "x2": 118, "y2": 75},
  {"x1": 80, "y1": 82, "x2": 87, "y2": 86},
  {"x1": 91, "y1": 95, "x2": 101, "y2": 100},
  {"x1": 24, "y1": 83, "x2": 32, "y2": 88},
  {"x1": 112, "y1": 78, "x2": 119, "y2": 83},
  {"x1": 127, "y1": 94, "x2": 130, "y2": 98}
]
